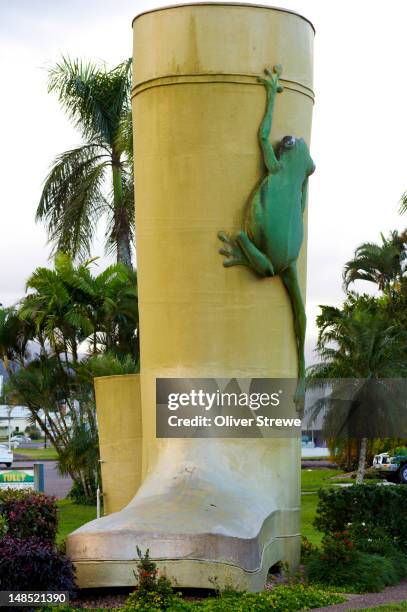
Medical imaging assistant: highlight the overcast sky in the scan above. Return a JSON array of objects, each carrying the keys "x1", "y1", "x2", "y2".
[{"x1": 0, "y1": 0, "x2": 406, "y2": 363}]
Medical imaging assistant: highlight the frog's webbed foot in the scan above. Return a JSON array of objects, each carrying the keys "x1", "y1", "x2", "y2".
[
  {"x1": 257, "y1": 64, "x2": 283, "y2": 93},
  {"x1": 218, "y1": 231, "x2": 249, "y2": 268},
  {"x1": 266, "y1": 64, "x2": 282, "y2": 77}
]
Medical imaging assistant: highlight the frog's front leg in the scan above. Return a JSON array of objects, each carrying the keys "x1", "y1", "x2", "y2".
[
  {"x1": 218, "y1": 231, "x2": 250, "y2": 268},
  {"x1": 280, "y1": 263, "x2": 306, "y2": 414},
  {"x1": 218, "y1": 231, "x2": 274, "y2": 277}
]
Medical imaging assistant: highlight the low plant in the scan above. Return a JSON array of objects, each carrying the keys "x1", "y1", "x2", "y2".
[
  {"x1": 120, "y1": 549, "x2": 345, "y2": 611},
  {"x1": 68, "y1": 480, "x2": 97, "y2": 506},
  {"x1": 0, "y1": 536, "x2": 75, "y2": 592},
  {"x1": 306, "y1": 549, "x2": 402, "y2": 592},
  {"x1": 305, "y1": 522, "x2": 407, "y2": 592},
  {"x1": 122, "y1": 548, "x2": 174, "y2": 611},
  {"x1": 314, "y1": 485, "x2": 407, "y2": 551},
  {"x1": 357, "y1": 468, "x2": 384, "y2": 480},
  {"x1": 0, "y1": 512, "x2": 8, "y2": 537},
  {"x1": 25, "y1": 425, "x2": 42, "y2": 440},
  {"x1": 319, "y1": 530, "x2": 356, "y2": 565},
  {"x1": 301, "y1": 535, "x2": 318, "y2": 561},
  {"x1": 390, "y1": 446, "x2": 407, "y2": 456},
  {"x1": 0, "y1": 489, "x2": 57, "y2": 544},
  {"x1": 123, "y1": 584, "x2": 344, "y2": 611}
]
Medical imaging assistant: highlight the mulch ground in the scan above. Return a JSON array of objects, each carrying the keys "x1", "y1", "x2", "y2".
[
  {"x1": 312, "y1": 579, "x2": 407, "y2": 611},
  {"x1": 70, "y1": 589, "x2": 129, "y2": 609}
]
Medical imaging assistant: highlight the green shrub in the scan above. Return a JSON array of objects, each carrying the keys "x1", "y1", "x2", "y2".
[
  {"x1": 317, "y1": 531, "x2": 356, "y2": 565},
  {"x1": 347, "y1": 523, "x2": 402, "y2": 556},
  {"x1": 0, "y1": 489, "x2": 57, "y2": 544},
  {"x1": 40, "y1": 608, "x2": 107, "y2": 612},
  {"x1": 301, "y1": 535, "x2": 318, "y2": 561},
  {"x1": 359, "y1": 468, "x2": 384, "y2": 480},
  {"x1": 122, "y1": 584, "x2": 344, "y2": 611},
  {"x1": 25, "y1": 425, "x2": 42, "y2": 440},
  {"x1": 68, "y1": 480, "x2": 97, "y2": 505},
  {"x1": 120, "y1": 544, "x2": 345, "y2": 611},
  {"x1": 41, "y1": 584, "x2": 345, "y2": 612},
  {"x1": 0, "y1": 513, "x2": 8, "y2": 537},
  {"x1": 306, "y1": 549, "x2": 402, "y2": 592},
  {"x1": 314, "y1": 485, "x2": 407, "y2": 551},
  {"x1": 390, "y1": 446, "x2": 407, "y2": 456},
  {"x1": 306, "y1": 508, "x2": 407, "y2": 592},
  {"x1": 347, "y1": 524, "x2": 407, "y2": 583},
  {"x1": 122, "y1": 548, "x2": 173, "y2": 611},
  {"x1": 196, "y1": 585, "x2": 344, "y2": 611}
]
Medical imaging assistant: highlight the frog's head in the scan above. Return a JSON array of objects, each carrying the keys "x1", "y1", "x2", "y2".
[{"x1": 278, "y1": 136, "x2": 315, "y2": 176}]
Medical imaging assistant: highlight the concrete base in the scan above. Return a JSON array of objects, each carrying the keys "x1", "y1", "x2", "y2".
[{"x1": 72, "y1": 534, "x2": 300, "y2": 591}]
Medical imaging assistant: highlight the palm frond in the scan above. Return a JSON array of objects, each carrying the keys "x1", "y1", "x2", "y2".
[
  {"x1": 343, "y1": 230, "x2": 406, "y2": 292},
  {"x1": 48, "y1": 56, "x2": 132, "y2": 144},
  {"x1": 399, "y1": 191, "x2": 407, "y2": 215},
  {"x1": 36, "y1": 144, "x2": 109, "y2": 259}
]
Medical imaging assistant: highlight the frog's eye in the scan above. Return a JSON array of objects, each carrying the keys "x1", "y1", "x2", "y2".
[{"x1": 282, "y1": 136, "x2": 296, "y2": 149}]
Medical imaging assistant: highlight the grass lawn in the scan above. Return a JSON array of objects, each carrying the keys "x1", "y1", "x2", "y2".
[
  {"x1": 301, "y1": 493, "x2": 321, "y2": 546},
  {"x1": 300, "y1": 467, "x2": 348, "y2": 546},
  {"x1": 16, "y1": 446, "x2": 58, "y2": 460},
  {"x1": 301, "y1": 468, "x2": 345, "y2": 492},
  {"x1": 57, "y1": 499, "x2": 97, "y2": 545}
]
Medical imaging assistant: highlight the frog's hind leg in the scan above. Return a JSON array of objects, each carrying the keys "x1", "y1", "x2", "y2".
[
  {"x1": 280, "y1": 263, "x2": 306, "y2": 414},
  {"x1": 236, "y1": 231, "x2": 275, "y2": 277}
]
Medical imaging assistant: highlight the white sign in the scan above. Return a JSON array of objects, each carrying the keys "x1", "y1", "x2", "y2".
[{"x1": 0, "y1": 469, "x2": 35, "y2": 490}]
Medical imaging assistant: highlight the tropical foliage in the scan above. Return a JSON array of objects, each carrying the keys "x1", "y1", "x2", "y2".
[
  {"x1": 308, "y1": 294, "x2": 407, "y2": 482},
  {"x1": 19, "y1": 252, "x2": 139, "y2": 361},
  {"x1": 309, "y1": 223, "x2": 407, "y2": 483},
  {"x1": 0, "y1": 254, "x2": 138, "y2": 502},
  {"x1": 36, "y1": 57, "x2": 134, "y2": 266},
  {"x1": 343, "y1": 229, "x2": 406, "y2": 294}
]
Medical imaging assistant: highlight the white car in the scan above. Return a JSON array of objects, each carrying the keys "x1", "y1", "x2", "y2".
[
  {"x1": 10, "y1": 435, "x2": 31, "y2": 443},
  {"x1": 0, "y1": 444, "x2": 13, "y2": 467}
]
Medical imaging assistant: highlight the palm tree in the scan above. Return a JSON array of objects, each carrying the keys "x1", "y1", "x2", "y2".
[
  {"x1": 6, "y1": 348, "x2": 138, "y2": 502},
  {"x1": 308, "y1": 296, "x2": 407, "y2": 483},
  {"x1": 36, "y1": 57, "x2": 134, "y2": 266},
  {"x1": 19, "y1": 253, "x2": 138, "y2": 363},
  {"x1": 0, "y1": 307, "x2": 33, "y2": 374},
  {"x1": 343, "y1": 230, "x2": 407, "y2": 295}
]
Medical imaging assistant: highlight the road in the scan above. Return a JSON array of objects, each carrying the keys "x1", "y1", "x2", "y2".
[{"x1": 12, "y1": 460, "x2": 72, "y2": 499}]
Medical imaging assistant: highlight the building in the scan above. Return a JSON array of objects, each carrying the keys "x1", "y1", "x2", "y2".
[{"x1": 0, "y1": 405, "x2": 37, "y2": 440}]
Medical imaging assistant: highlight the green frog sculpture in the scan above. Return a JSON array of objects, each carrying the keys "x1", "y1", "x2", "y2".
[{"x1": 218, "y1": 65, "x2": 315, "y2": 411}]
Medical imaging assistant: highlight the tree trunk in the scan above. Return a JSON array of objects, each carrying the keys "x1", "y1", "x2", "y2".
[
  {"x1": 117, "y1": 234, "x2": 132, "y2": 268},
  {"x1": 356, "y1": 437, "x2": 367, "y2": 484},
  {"x1": 112, "y1": 154, "x2": 132, "y2": 268}
]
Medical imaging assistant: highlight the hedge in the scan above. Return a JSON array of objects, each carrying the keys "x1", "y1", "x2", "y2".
[
  {"x1": 0, "y1": 489, "x2": 57, "y2": 544},
  {"x1": 0, "y1": 536, "x2": 75, "y2": 592},
  {"x1": 314, "y1": 485, "x2": 407, "y2": 551}
]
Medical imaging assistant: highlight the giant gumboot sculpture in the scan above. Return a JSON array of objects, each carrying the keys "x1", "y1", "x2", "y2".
[{"x1": 67, "y1": 3, "x2": 315, "y2": 591}]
